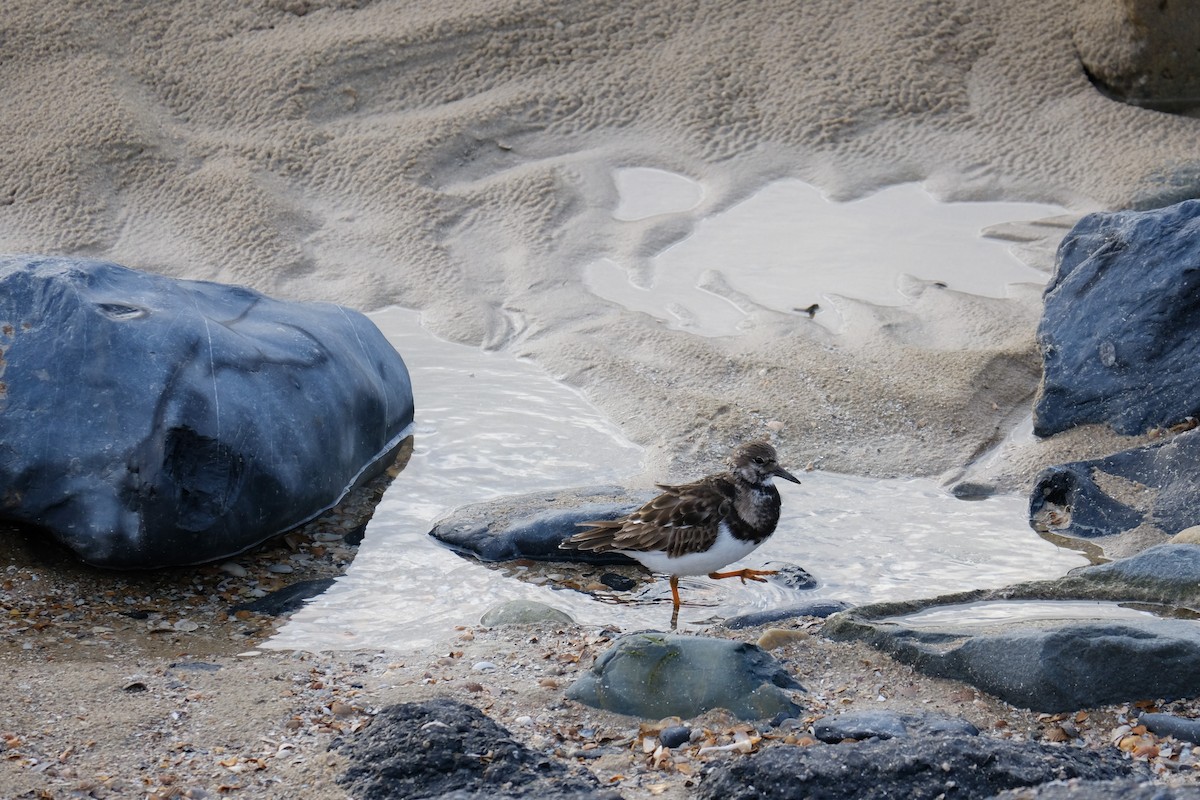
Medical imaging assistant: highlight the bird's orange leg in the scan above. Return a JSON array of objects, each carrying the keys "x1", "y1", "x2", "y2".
[
  {"x1": 707, "y1": 568, "x2": 778, "y2": 584},
  {"x1": 669, "y1": 575, "x2": 681, "y2": 629}
]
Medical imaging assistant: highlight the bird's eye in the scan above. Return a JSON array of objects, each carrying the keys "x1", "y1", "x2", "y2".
[{"x1": 753, "y1": 457, "x2": 765, "y2": 465}]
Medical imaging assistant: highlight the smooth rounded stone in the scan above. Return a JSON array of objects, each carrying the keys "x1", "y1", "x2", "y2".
[
  {"x1": 479, "y1": 599, "x2": 574, "y2": 626},
  {"x1": 598, "y1": 572, "x2": 638, "y2": 592},
  {"x1": 813, "y1": 711, "x2": 979, "y2": 743},
  {"x1": 659, "y1": 725, "x2": 692, "y2": 749},
  {"x1": 0, "y1": 256, "x2": 414, "y2": 568},
  {"x1": 826, "y1": 611, "x2": 1200, "y2": 713},
  {"x1": 696, "y1": 734, "x2": 1146, "y2": 800},
  {"x1": 1030, "y1": 428, "x2": 1200, "y2": 542},
  {"x1": 565, "y1": 632, "x2": 803, "y2": 720},
  {"x1": 336, "y1": 699, "x2": 619, "y2": 800},
  {"x1": 266, "y1": 563, "x2": 294, "y2": 574},
  {"x1": 1139, "y1": 712, "x2": 1200, "y2": 744},
  {"x1": 218, "y1": 562, "x2": 248, "y2": 578},
  {"x1": 428, "y1": 486, "x2": 652, "y2": 564},
  {"x1": 1034, "y1": 200, "x2": 1200, "y2": 438},
  {"x1": 230, "y1": 578, "x2": 335, "y2": 616},
  {"x1": 949, "y1": 481, "x2": 998, "y2": 500},
  {"x1": 723, "y1": 600, "x2": 852, "y2": 630}
]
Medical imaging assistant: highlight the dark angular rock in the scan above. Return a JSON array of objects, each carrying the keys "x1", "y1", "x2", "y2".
[
  {"x1": 428, "y1": 487, "x2": 649, "y2": 564},
  {"x1": 566, "y1": 632, "x2": 802, "y2": 720},
  {"x1": 0, "y1": 256, "x2": 413, "y2": 568},
  {"x1": 1034, "y1": 199, "x2": 1200, "y2": 438},
  {"x1": 599, "y1": 572, "x2": 638, "y2": 592},
  {"x1": 696, "y1": 734, "x2": 1144, "y2": 800},
  {"x1": 231, "y1": 578, "x2": 335, "y2": 616},
  {"x1": 812, "y1": 711, "x2": 978, "y2": 743},
  {"x1": 1030, "y1": 429, "x2": 1200, "y2": 540},
  {"x1": 722, "y1": 600, "x2": 851, "y2": 630},
  {"x1": 337, "y1": 698, "x2": 619, "y2": 800}
]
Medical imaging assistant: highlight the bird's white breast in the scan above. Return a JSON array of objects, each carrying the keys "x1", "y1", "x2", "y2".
[{"x1": 620, "y1": 521, "x2": 763, "y2": 576}]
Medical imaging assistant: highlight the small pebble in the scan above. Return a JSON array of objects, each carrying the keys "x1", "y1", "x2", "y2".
[
  {"x1": 267, "y1": 563, "x2": 294, "y2": 574},
  {"x1": 219, "y1": 562, "x2": 248, "y2": 578},
  {"x1": 659, "y1": 725, "x2": 691, "y2": 749},
  {"x1": 173, "y1": 620, "x2": 199, "y2": 632},
  {"x1": 472, "y1": 661, "x2": 498, "y2": 673}
]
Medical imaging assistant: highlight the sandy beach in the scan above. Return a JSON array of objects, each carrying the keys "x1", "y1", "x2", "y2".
[{"x1": 3, "y1": 0, "x2": 1200, "y2": 796}]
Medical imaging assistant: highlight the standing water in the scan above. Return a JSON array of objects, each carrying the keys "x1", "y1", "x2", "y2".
[{"x1": 267, "y1": 173, "x2": 1088, "y2": 653}]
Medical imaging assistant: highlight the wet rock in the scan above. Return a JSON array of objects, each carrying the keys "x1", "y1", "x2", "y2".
[
  {"x1": 1030, "y1": 428, "x2": 1200, "y2": 542},
  {"x1": 479, "y1": 599, "x2": 574, "y2": 626},
  {"x1": 337, "y1": 698, "x2": 619, "y2": 800},
  {"x1": 1139, "y1": 712, "x2": 1200, "y2": 744},
  {"x1": 826, "y1": 613, "x2": 1200, "y2": 712},
  {"x1": 697, "y1": 734, "x2": 1144, "y2": 800},
  {"x1": 598, "y1": 573, "x2": 637, "y2": 592},
  {"x1": 760, "y1": 562, "x2": 817, "y2": 590},
  {"x1": 231, "y1": 578, "x2": 335, "y2": 616},
  {"x1": 428, "y1": 487, "x2": 649, "y2": 564},
  {"x1": 658, "y1": 725, "x2": 691, "y2": 749},
  {"x1": 0, "y1": 256, "x2": 413, "y2": 568},
  {"x1": 1069, "y1": 543, "x2": 1200, "y2": 601},
  {"x1": 1034, "y1": 200, "x2": 1200, "y2": 437},
  {"x1": 812, "y1": 711, "x2": 978, "y2": 743},
  {"x1": 565, "y1": 632, "x2": 802, "y2": 720},
  {"x1": 723, "y1": 600, "x2": 851, "y2": 630}
]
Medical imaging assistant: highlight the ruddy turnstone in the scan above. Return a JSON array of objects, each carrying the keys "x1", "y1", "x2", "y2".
[{"x1": 561, "y1": 440, "x2": 800, "y2": 621}]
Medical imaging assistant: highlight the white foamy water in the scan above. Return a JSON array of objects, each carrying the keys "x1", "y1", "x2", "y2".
[
  {"x1": 267, "y1": 306, "x2": 1088, "y2": 654},
  {"x1": 586, "y1": 177, "x2": 1068, "y2": 335}
]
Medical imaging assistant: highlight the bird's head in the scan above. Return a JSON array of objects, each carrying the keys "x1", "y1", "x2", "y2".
[{"x1": 729, "y1": 440, "x2": 801, "y2": 486}]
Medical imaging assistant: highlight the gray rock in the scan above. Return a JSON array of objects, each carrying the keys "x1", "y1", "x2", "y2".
[
  {"x1": 658, "y1": 725, "x2": 691, "y2": 749},
  {"x1": 1071, "y1": 543, "x2": 1200, "y2": 596},
  {"x1": 812, "y1": 711, "x2": 978, "y2": 743},
  {"x1": 1139, "y1": 712, "x2": 1200, "y2": 744},
  {"x1": 566, "y1": 633, "x2": 802, "y2": 720},
  {"x1": 0, "y1": 256, "x2": 413, "y2": 568},
  {"x1": 428, "y1": 487, "x2": 648, "y2": 564},
  {"x1": 696, "y1": 734, "x2": 1144, "y2": 800},
  {"x1": 991, "y1": 780, "x2": 1200, "y2": 799},
  {"x1": 723, "y1": 600, "x2": 851, "y2": 630},
  {"x1": 1030, "y1": 429, "x2": 1200, "y2": 541},
  {"x1": 479, "y1": 599, "x2": 574, "y2": 626},
  {"x1": 337, "y1": 698, "x2": 620, "y2": 800},
  {"x1": 1034, "y1": 200, "x2": 1200, "y2": 437},
  {"x1": 827, "y1": 614, "x2": 1200, "y2": 712}
]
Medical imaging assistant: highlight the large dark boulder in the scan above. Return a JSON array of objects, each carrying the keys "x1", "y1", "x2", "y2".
[
  {"x1": 1029, "y1": 428, "x2": 1200, "y2": 540},
  {"x1": 1034, "y1": 199, "x2": 1200, "y2": 438},
  {"x1": 0, "y1": 255, "x2": 413, "y2": 568}
]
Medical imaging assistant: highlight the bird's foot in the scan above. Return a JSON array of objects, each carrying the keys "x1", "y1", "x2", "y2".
[{"x1": 707, "y1": 568, "x2": 778, "y2": 585}]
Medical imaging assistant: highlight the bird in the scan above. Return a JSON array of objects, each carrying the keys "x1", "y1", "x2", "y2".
[{"x1": 560, "y1": 440, "x2": 800, "y2": 623}]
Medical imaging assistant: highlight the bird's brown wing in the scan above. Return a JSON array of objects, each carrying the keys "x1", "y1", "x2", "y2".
[{"x1": 565, "y1": 476, "x2": 734, "y2": 557}]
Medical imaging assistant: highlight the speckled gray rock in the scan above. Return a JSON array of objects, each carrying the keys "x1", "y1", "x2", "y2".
[
  {"x1": 826, "y1": 615, "x2": 1200, "y2": 713},
  {"x1": 428, "y1": 487, "x2": 647, "y2": 564},
  {"x1": 1139, "y1": 712, "x2": 1200, "y2": 744},
  {"x1": 337, "y1": 699, "x2": 619, "y2": 800},
  {"x1": 1034, "y1": 200, "x2": 1200, "y2": 437},
  {"x1": 812, "y1": 711, "x2": 978, "y2": 743},
  {"x1": 0, "y1": 255, "x2": 413, "y2": 568},
  {"x1": 566, "y1": 632, "x2": 802, "y2": 720},
  {"x1": 696, "y1": 734, "x2": 1145, "y2": 800},
  {"x1": 1070, "y1": 544, "x2": 1200, "y2": 597},
  {"x1": 991, "y1": 780, "x2": 1200, "y2": 799},
  {"x1": 479, "y1": 599, "x2": 574, "y2": 626},
  {"x1": 722, "y1": 600, "x2": 851, "y2": 629}
]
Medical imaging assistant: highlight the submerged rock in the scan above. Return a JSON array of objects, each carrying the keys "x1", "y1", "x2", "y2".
[
  {"x1": 0, "y1": 255, "x2": 413, "y2": 568},
  {"x1": 812, "y1": 711, "x2": 978, "y2": 743},
  {"x1": 697, "y1": 734, "x2": 1145, "y2": 800},
  {"x1": 722, "y1": 600, "x2": 851, "y2": 630},
  {"x1": 337, "y1": 698, "x2": 619, "y2": 800},
  {"x1": 479, "y1": 599, "x2": 574, "y2": 626},
  {"x1": 566, "y1": 632, "x2": 802, "y2": 720},
  {"x1": 1034, "y1": 199, "x2": 1200, "y2": 437}
]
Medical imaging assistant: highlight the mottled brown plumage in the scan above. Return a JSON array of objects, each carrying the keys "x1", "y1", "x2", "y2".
[{"x1": 561, "y1": 440, "x2": 801, "y2": 620}]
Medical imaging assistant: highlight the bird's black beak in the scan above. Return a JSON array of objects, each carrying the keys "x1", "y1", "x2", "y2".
[{"x1": 774, "y1": 465, "x2": 801, "y2": 484}]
